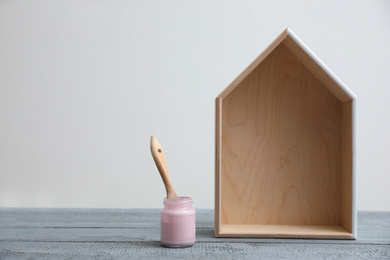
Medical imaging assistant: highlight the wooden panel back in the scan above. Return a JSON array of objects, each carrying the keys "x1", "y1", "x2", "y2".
[
  {"x1": 220, "y1": 44, "x2": 342, "y2": 226},
  {"x1": 341, "y1": 101, "x2": 354, "y2": 233}
]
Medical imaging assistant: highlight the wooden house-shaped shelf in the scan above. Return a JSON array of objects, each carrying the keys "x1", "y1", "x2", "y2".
[{"x1": 215, "y1": 28, "x2": 356, "y2": 239}]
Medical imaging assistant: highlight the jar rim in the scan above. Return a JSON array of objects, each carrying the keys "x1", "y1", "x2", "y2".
[
  {"x1": 163, "y1": 196, "x2": 192, "y2": 205},
  {"x1": 165, "y1": 196, "x2": 191, "y2": 201}
]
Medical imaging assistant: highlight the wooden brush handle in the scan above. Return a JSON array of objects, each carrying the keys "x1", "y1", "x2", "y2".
[{"x1": 150, "y1": 136, "x2": 179, "y2": 199}]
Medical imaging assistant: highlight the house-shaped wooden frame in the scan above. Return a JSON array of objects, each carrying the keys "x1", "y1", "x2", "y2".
[{"x1": 215, "y1": 28, "x2": 356, "y2": 239}]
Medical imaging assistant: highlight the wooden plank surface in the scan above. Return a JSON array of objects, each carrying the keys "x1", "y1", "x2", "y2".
[{"x1": 0, "y1": 209, "x2": 389, "y2": 259}]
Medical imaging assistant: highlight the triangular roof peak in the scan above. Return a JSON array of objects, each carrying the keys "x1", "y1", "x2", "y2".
[{"x1": 218, "y1": 28, "x2": 356, "y2": 102}]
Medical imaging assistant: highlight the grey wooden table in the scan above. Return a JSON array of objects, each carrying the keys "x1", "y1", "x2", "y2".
[{"x1": 0, "y1": 209, "x2": 389, "y2": 259}]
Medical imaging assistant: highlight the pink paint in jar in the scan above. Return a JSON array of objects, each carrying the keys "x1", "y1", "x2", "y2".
[{"x1": 160, "y1": 197, "x2": 196, "y2": 247}]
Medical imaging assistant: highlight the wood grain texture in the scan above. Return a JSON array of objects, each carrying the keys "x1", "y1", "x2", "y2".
[
  {"x1": 282, "y1": 34, "x2": 355, "y2": 102},
  {"x1": 341, "y1": 100, "x2": 354, "y2": 236},
  {"x1": 215, "y1": 98, "x2": 222, "y2": 236},
  {"x1": 0, "y1": 209, "x2": 389, "y2": 259},
  {"x1": 220, "y1": 225, "x2": 352, "y2": 239},
  {"x1": 217, "y1": 28, "x2": 289, "y2": 100},
  {"x1": 220, "y1": 44, "x2": 342, "y2": 226},
  {"x1": 215, "y1": 29, "x2": 355, "y2": 238},
  {"x1": 150, "y1": 135, "x2": 179, "y2": 199}
]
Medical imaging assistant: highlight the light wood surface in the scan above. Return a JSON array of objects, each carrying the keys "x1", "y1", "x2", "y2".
[
  {"x1": 215, "y1": 29, "x2": 355, "y2": 238},
  {"x1": 282, "y1": 34, "x2": 354, "y2": 102},
  {"x1": 341, "y1": 100, "x2": 355, "y2": 235},
  {"x1": 0, "y1": 209, "x2": 389, "y2": 259},
  {"x1": 150, "y1": 135, "x2": 179, "y2": 199},
  {"x1": 219, "y1": 43, "x2": 343, "y2": 232},
  {"x1": 217, "y1": 28, "x2": 289, "y2": 100},
  {"x1": 215, "y1": 98, "x2": 222, "y2": 236},
  {"x1": 219, "y1": 225, "x2": 352, "y2": 239}
]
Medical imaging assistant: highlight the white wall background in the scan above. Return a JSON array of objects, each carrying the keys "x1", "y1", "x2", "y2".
[{"x1": 0, "y1": 0, "x2": 389, "y2": 210}]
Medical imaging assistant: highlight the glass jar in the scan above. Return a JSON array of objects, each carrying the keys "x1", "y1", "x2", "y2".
[{"x1": 160, "y1": 197, "x2": 196, "y2": 247}]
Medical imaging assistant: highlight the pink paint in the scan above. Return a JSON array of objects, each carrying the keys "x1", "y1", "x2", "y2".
[{"x1": 160, "y1": 197, "x2": 196, "y2": 247}]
